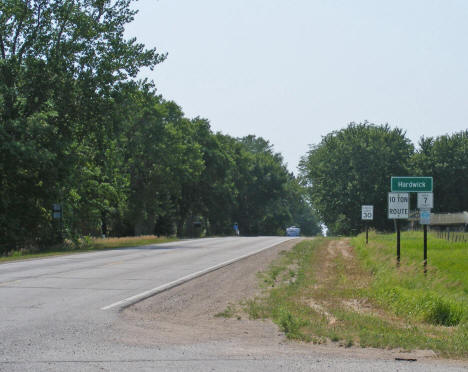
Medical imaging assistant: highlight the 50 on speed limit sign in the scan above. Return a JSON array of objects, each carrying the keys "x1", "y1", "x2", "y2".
[{"x1": 361, "y1": 205, "x2": 374, "y2": 220}]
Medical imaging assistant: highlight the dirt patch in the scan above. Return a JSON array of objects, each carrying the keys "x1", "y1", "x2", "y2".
[
  {"x1": 342, "y1": 298, "x2": 373, "y2": 314},
  {"x1": 306, "y1": 299, "x2": 337, "y2": 325},
  {"x1": 326, "y1": 239, "x2": 353, "y2": 260},
  {"x1": 117, "y1": 239, "x2": 301, "y2": 346},
  {"x1": 319, "y1": 238, "x2": 370, "y2": 290},
  {"x1": 304, "y1": 239, "x2": 375, "y2": 326}
]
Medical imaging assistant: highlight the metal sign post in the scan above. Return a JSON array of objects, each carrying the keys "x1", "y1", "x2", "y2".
[
  {"x1": 418, "y1": 193, "x2": 433, "y2": 274},
  {"x1": 361, "y1": 205, "x2": 373, "y2": 244},
  {"x1": 397, "y1": 220, "x2": 401, "y2": 266},
  {"x1": 388, "y1": 193, "x2": 409, "y2": 266},
  {"x1": 424, "y1": 225, "x2": 428, "y2": 274},
  {"x1": 419, "y1": 207, "x2": 432, "y2": 274},
  {"x1": 52, "y1": 204, "x2": 62, "y2": 240},
  {"x1": 366, "y1": 222, "x2": 368, "y2": 244}
]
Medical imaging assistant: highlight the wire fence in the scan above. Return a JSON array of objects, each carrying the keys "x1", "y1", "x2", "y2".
[{"x1": 434, "y1": 229, "x2": 468, "y2": 246}]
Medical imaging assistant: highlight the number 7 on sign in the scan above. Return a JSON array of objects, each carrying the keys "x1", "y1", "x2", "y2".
[{"x1": 417, "y1": 193, "x2": 433, "y2": 209}]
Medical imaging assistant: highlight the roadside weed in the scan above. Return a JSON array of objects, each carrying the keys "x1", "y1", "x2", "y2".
[{"x1": 215, "y1": 304, "x2": 238, "y2": 318}]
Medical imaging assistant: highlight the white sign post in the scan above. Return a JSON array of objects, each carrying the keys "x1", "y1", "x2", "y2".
[{"x1": 388, "y1": 193, "x2": 409, "y2": 219}]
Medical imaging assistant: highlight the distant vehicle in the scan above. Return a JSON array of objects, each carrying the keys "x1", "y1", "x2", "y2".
[{"x1": 286, "y1": 226, "x2": 301, "y2": 236}]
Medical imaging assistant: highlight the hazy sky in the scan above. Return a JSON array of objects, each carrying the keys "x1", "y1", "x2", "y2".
[{"x1": 125, "y1": 0, "x2": 468, "y2": 173}]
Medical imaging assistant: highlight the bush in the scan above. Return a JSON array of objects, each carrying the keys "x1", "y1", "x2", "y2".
[
  {"x1": 245, "y1": 299, "x2": 267, "y2": 319},
  {"x1": 278, "y1": 308, "x2": 307, "y2": 339},
  {"x1": 423, "y1": 298, "x2": 464, "y2": 326}
]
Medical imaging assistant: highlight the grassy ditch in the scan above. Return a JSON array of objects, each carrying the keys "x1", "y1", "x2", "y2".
[
  {"x1": 0, "y1": 235, "x2": 178, "y2": 263},
  {"x1": 353, "y1": 231, "x2": 467, "y2": 329},
  {"x1": 235, "y1": 237, "x2": 467, "y2": 358}
]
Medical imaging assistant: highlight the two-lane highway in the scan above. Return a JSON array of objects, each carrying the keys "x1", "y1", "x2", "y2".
[
  {"x1": 2, "y1": 236, "x2": 465, "y2": 372},
  {"x1": 0, "y1": 237, "x2": 293, "y2": 314},
  {"x1": 0, "y1": 237, "x2": 294, "y2": 370}
]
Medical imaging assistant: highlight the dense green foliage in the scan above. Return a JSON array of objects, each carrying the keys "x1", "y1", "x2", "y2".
[
  {"x1": 412, "y1": 131, "x2": 468, "y2": 213},
  {"x1": 299, "y1": 123, "x2": 414, "y2": 235},
  {"x1": 299, "y1": 123, "x2": 468, "y2": 235},
  {"x1": 0, "y1": 1, "x2": 320, "y2": 254}
]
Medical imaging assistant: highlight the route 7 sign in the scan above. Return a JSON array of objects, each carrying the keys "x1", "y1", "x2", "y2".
[{"x1": 417, "y1": 192, "x2": 433, "y2": 209}]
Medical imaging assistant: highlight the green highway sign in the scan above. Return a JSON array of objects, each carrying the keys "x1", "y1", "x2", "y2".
[{"x1": 391, "y1": 176, "x2": 433, "y2": 192}]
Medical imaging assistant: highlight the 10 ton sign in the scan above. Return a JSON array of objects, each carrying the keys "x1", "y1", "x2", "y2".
[
  {"x1": 388, "y1": 193, "x2": 409, "y2": 219},
  {"x1": 388, "y1": 192, "x2": 409, "y2": 266}
]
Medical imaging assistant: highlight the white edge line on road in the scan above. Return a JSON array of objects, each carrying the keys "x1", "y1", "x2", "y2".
[{"x1": 101, "y1": 237, "x2": 297, "y2": 311}]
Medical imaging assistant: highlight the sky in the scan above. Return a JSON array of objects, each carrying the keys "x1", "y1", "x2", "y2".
[{"x1": 125, "y1": 0, "x2": 468, "y2": 173}]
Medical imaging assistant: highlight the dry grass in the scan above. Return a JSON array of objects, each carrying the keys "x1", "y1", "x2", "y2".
[
  {"x1": 0, "y1": 235, "x2": 178, "y2": 263},
  {"x1": 91, "y1": 235, "x2": 177, "y2": 249}
]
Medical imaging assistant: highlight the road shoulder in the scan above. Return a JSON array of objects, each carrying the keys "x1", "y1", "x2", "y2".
[{"x1": 115, "y1": 238, "x2": 467, "y2": 370}]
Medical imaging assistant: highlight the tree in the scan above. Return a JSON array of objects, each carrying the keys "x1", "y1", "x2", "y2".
[
  {"x1": 183, "y1": 123, "x2": 237, "y2": 236},
  {"x1": 299, "y1": 122, "x2": 414, "y2": 235},
  {"x1": 230, "y1": 135, "x2": 306, "y2": 235},
  {"x1": 0, "y1": 1, "x2": 324, "y2": 253},
  {"x1": 411, "y1": 131, "x2": 468, "y2": 213},
  {"x1": 0, "y1": 0, "x2": 164, "y2": 250},
  {"x1": 285, "y1": 178, "x2": 321, "y2": 236},
  {"x1": 121, "y1": 90, "x2": 204, "y2": 236}
]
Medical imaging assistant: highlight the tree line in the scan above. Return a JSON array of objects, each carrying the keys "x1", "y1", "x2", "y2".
[
  {"x1": 0, "y1": 1, "x2": 320, "y2": 254},
  {"x1": 299, "y1": 122, "x2": 468, "y2": 236}
]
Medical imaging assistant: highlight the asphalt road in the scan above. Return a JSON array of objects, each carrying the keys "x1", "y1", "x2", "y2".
[
  {"x1": 0, "y1": 237, "x2": 292, "y2": 370},
  {"x1": 0, "y1": 236, "x2": 466, "y2": 371}
]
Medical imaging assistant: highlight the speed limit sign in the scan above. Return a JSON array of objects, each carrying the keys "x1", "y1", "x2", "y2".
[{"x1": 361, "y1": 205, "x2": 374, "y2": 220}]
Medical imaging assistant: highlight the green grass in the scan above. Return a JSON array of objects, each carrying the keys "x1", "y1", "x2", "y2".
[
  {"x1": 0, "y1": 235, "x2": 178, "y2": 263},
  {"x1": 245, "y1": 239, "x2": 328, "y2": 343},
  {"x1": 244, "y1": 236, "x2": 468, "y2": 358},
  {"x1": 352, "y1": 231, "x2": 467, "y2": 327},
  {"x1": 215, "y1": 303, "x2": 238, "y2": 318}
]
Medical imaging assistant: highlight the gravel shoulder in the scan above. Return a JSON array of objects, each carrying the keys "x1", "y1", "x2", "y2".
[
  {"x1": 118, "y1": 239, "x2": 298, "y2": 347},
  {"x1": 117, "y1": 238, "x2": 467, "y2": 370}
]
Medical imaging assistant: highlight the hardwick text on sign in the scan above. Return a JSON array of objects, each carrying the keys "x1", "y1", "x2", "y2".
[
  {"x1": 388, "y1": 193, "x2": 409, "y2": 219},
  {"x1": 391, "y1": 177, "x2": 433, "y2": 192}
]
